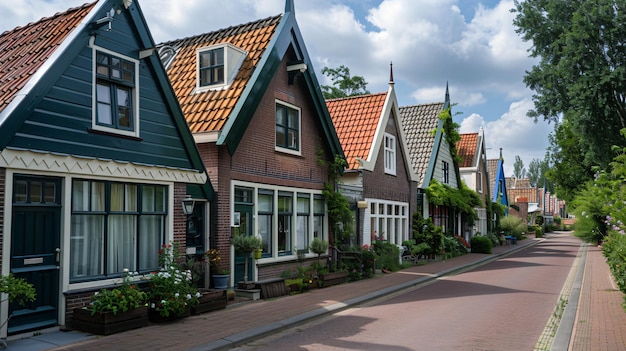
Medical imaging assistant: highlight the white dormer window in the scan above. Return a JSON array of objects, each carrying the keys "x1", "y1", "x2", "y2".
[
  {"x1": 197, "y1": 43, "x2": 246, "y2": 90},
  {"x1": 384, "y1": 133, "x2": 396, "y2": 175}
]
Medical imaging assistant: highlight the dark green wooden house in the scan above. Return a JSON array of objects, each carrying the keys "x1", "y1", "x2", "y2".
[{"x1": 0, "y1": 0, "x2": 212, "y2": 335}]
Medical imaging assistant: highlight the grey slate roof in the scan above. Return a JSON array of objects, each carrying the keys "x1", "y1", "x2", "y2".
[{"x1": 399, "y1": 102, "x2": 444, "y2": 187}]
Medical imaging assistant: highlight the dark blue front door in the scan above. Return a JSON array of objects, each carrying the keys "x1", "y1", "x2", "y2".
[{"x1": 9, "y1": 175, "x2": 61, "y2": 334}]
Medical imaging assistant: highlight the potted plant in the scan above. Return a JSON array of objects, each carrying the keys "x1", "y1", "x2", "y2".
[
  {"x1": 144, "y1": 243, "x2": 201, "y2": 322},
  {"x1": 72, "y1": 269, "x2": 148, "y2": 335},
  {"x1": 231, "y1": 235, "x2": 262, "y2": 288},
  {"x1": 206, "y1": 248, "x2": 229, "y2": 289}
]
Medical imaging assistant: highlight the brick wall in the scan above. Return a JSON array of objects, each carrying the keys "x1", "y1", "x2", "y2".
[
  {"x1": 362, "y1": 113, "x2": 416, "y2": 211},
  {"x1": 199, "y1": 51, "x2": 335, "y2": 280}
]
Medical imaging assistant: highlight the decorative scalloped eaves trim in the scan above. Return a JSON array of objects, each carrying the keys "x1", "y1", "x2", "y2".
[{"x1": 0, "y1": 149, "x2": 207, "y2": 184}]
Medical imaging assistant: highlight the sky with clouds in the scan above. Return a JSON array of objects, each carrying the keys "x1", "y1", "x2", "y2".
[{"x1": 0, "y1": 0, "x2": 554, "y2": 176}]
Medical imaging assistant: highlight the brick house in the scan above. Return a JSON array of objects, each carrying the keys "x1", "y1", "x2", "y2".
[
  {"x1": 326, "y1": 67, "x2": 418, "y2": 247},
  {"x1": 159, "y1": 0, "x2": 344, "y2": 285}
]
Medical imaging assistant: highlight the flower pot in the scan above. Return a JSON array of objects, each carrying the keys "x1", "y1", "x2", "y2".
[
  {"x1": 191, "y1": 289, "x2": 227, "y2": 315},
  {"x1": 253, "y1": 249, "x2": 263, "y2": 259},
  {"x1": 212, "y1": 274, "x2": 229, "y2": 289},
  {"x1": 72, "y1": 306, "x2": 148, "y2": 335}
]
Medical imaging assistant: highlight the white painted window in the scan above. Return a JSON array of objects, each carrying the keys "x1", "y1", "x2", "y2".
[
  {"x1": 368, "y1": 199, "x2": 409, "y2": 245},
  {"x1": 197, "y1": 43, "x2": 246, "y2": 90},
  {"x1": 384, "y1": 133, "x2": 396, "y2": 175}
]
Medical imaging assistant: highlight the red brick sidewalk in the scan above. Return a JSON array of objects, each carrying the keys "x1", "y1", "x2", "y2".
[
  {"x1": 41, "y1": 234, "x2": 626, "y2": 351},
  {"x1": 569, "y1": 245, "x2": 626, "y2": 351}
]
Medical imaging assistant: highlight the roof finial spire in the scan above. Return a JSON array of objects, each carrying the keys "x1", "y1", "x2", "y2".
[
  {"x1": 499, "y1": 147, "x2": 503, "y2": 161},
  {"x1": 389, "y1": 61, "x2": 394, "y2": 84},
  {"x1": 445, "y1": 81, "x2": 450, "y2": 103},
  {"x1": 285, "y1": 0, "x2": 294, "y2": 14}
]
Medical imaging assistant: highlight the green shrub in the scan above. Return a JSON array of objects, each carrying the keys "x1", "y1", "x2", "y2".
[
  {"x1": 500, "y1": 216, "x2": 527, "y2": 240},
  {"x1": 485, "y1": 232, "x2": 500, "y2": 246},
  {"x1": 602, "y1": 232, "x2": 626, "y2": 294},
  {"x1": 372, "y1": 241, "x2": 401, "y2": 271},
  {"x1": 470, "y1": 236, "x2": 493, "y2": 254}
]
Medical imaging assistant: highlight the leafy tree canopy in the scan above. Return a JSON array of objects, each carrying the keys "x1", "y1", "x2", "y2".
[
  {"x1": 513, "y1": 0, "x2": 626, "y2": 192},
  {"x1": 321, "y1": 65, "x2": 370, "y2": 99}
]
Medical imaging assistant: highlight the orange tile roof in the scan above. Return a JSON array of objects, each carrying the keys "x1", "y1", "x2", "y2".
[
  {"x1": 457, "y1": 133, "x2": 478, "y2": 168},
  {"x1": 0, "y1": 2, "x2": 96, "y2": 113},
  {"x1": 326, "y1": 93, "x2": 387, "y2": 170},
  {"x1": 161, "y1": 15, "x2": 282, "y2": 134}
]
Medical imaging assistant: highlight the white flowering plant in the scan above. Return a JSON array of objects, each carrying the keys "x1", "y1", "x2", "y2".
[{"x1": 145, "y1": 243, "x2": 201, "y2": 317}]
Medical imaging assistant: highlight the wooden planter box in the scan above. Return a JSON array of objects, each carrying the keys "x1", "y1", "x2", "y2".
[
  {"x1": 191, "y1": 289, "x2": 227, "y2": 315},
  {"x1": 319, "y1": 271, "x2": 348, "y2": 288},
  {"x1": 148, "y1": 304, "x2": 190, "y2": 323},
  {"x1": 72, "y1": 306, "x2": 148, "y2": 335}
]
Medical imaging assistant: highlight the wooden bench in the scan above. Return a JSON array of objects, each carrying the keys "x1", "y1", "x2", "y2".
[{"x1": 255, "y1": 278, "x2": 289, "y2": 299}]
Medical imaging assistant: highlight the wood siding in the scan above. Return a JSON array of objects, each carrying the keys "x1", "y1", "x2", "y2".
[{"x1": 7, "y1": 7, "x2": 195, "y2": 171}]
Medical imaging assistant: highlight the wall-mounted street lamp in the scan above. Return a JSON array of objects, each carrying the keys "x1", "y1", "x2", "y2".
[{"x1": 181, "y1": 195, "x2": 195, "y2": 216}]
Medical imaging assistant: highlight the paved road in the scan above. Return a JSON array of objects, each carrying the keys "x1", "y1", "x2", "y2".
[{"x1": 230, "y1": 234, "x2": 582, "y2": 350}]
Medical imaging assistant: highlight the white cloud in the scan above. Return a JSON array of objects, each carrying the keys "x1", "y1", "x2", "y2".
[
  {"x1": 1, "y1": 0, "x2": 550, "y2": 177},
  {"x1": 461, "y1": 99, "x2": 553, "y2": 176}
]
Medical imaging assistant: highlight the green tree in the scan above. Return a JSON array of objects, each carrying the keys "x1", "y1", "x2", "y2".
[
  {"x1": 513, "y1": 155, "x2": 526, "y2": 179},
  {"x1": 527, "y1": 157, "x2": 543, "y2": 187},
  {"x1": 513, "y1": 0, "x2": 626, "y2": 190},
  {"x1": 321, "y1": 65, "x2": 369, "y2": 99},
  {"x1": 546, "y1": 120, "x2": 595, "y2": 202}
]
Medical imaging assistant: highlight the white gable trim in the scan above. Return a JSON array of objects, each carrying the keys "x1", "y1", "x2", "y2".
[
  {"x1": 364, "y1": 86, "x2": 419, "y2": 181},
  {"x1": 0, "y1": 148, "x2": 206, "y2": 184}
]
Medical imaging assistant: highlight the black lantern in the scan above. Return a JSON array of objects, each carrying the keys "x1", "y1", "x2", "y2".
[{"x1": 181, "y1": 195, "x2": 195, "y2": 216}]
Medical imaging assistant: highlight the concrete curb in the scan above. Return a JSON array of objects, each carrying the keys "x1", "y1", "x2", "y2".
[{"x1": 550, "y1": 243, "x2": 588, "y2": 351}]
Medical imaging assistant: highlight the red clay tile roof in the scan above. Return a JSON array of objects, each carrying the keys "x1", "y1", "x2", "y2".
[
  {"x1": 326, "y1": 93, "x2": 387, "y2": 170},
  {"x1": 160, "y1": 15, "x2": 282, "y2": 134},
  {"x1": 0, "y1": 2, "x2": 96, "y2": 113},
  {"x1": 399, "y1": 102, "x2": 444, "y2": 187},
  {"x1": 457, "y1": 133, "x2": 478, "y2": 168}
]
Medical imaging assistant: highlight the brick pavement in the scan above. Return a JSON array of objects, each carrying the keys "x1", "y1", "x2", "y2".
[
  {"x1": 31, "y1": 233, "x2": 625, "y2": 351},
  {"x1": 569, "y1": 244, "x2": 626, "y2": 351}
]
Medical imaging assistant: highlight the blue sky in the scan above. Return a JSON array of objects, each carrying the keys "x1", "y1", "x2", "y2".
[{"x1": 0, "y1": 0, "x2": 553, "y2": 176}]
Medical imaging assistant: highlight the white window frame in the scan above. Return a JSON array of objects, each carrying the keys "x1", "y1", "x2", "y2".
[
  {"x1": 384, "y1": 133, "x2": 396, "y2": 175},
  {"x1": 90, "y1": 45, "x2": 140, "y2": 138},
  {"x1": 231, "y1": 181, "x2": 325, "y2": 262},
  {"x1": 196, "y1": 43, "x2": 247, "y2": 91},
  {"x1": 368, "y1": 199, "x2": 409, "y2": 245},
  {"x1": 275, "y1": 100, "x2": 302, "y2": 156},
  {"x1": 477, "y1": 171, "x2": 483, "y2": 193}
]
